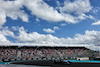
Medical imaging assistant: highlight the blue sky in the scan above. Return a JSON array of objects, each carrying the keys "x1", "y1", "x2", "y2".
[{"x1": 0, "y1": 0, "x2": 100, "y2": 49}]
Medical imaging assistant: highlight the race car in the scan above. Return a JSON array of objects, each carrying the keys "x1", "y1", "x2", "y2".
[{"x1": 54, "y1": 59, "x2": 70, "y2": 65}]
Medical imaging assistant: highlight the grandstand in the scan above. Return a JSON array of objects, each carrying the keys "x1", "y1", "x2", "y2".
[{"x1": 0, "y1": 45, "x2": 100, "y2": 62}]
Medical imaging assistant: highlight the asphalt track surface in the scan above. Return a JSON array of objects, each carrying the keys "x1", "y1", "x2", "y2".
[{"x1": 11, "y1": 60, "x2": 100, "y2": 67}]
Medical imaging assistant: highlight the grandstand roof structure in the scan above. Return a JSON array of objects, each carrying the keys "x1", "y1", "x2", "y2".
[
  {"x1": 1, "y1": 43, "x2": 100, "y2": 51},
  {"x1": 1, "y1": 43, "x2": 90, "y2": 47},
  {"x1": 1, "y1": 43, "x2": 99, "y2": 51}
]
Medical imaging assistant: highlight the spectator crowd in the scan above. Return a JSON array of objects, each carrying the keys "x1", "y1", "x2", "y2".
[{"x1": 0, "y1": 47, "x2": 100, "y2": 60}]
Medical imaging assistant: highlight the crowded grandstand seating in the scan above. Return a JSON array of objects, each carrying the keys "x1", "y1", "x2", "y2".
[{"x1": 0, "y1": 46, "x2": 100, "y2": 61}]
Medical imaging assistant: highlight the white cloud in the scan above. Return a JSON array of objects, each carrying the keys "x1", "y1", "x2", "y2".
[
  {"x1": 53, "y1": 26, "x2": 59, "y2": 30},
  {"x1": 61, "y1": 23, "x2": 67, "y2": 26},
  {"x1": 0, "y1": 0, "x2": 28, "y2": 27},
  {"x1": 60, "y1": 0, "x2": 92, "y2": 15},
  {"x1": 22, "y1": 0, "x2": 65, "y2": 22},
  {"x1": 43, "y1": 26, "x2": 59, "y2": 33},
  {"x1": 0, "y1": 0, "x2": 94, "y2": 27},
  {"x1": 16, "y1": 27, "x2": 57, "y2": 43},
  {"x1": 0, "y1": 27, "x2": 12, "y2": 45},
  {"x1": 43, "y1": 28, "x2": 55, "y2": 33},
  {"x1": 11, "y1": 26, "x2": 19, "y2": 31},
  {"x1": 78, "y1": 14, "x2": 94, "y2": 20},
  {"x1": 92, "y1": 7, "x2": 100, "y2": 14},
  {"x1": 92, "y1": 20, "x2": 100, "y2": 25},
  {"x1": 59, "y1": 0, "x2": 94, "y2": 23},
  {"x1": 56, "y1": 1, "x2": 60, "y2": 6},
  {"x1": 14, "y1": 27, "x2": 100, "y2": 46},
  {"x1": 92, "y1": 9, "x2": 98, "y2": 14},
  {"x1": 0, "y1": 11, "x2": 6, "y2": 28},
  {"x1": 36, "y1": 18, "x2": 40, "y2": 22},
  {"x1": 0, "y1": 27, "x2": 14, "y2": 37},
  {"x1": 0, "y1": 34, "x2": 11, "y2": 45},
  {"x1": 88, "y1": 15, "x2": 94, "y2": 19},
  {"x1": 0, "y1": 26, "x2": 100, "y2": 51},
  {"x1": 22, "y1": 0, "x2": 93, "y2": 23},
  {"x1": 56, "y1": 1, "x2": 60, "y2": 9}
]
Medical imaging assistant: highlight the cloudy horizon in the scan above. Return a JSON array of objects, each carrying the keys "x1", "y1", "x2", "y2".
[{"x1": 0, "y1": 0, "x2": 100, "y2": 51}]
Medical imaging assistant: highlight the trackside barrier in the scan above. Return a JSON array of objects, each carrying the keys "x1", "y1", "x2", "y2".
[
  {"x1": 22, "y1": 58, "x2": 26, "y2": 60},
  {"x1": 61, "y1": 58, "x2": 64, "y2": 60},
  {"x1": 0, "y1": 59, "x2": 3, "y2": 62},
  {"x1": 43, "y1": 58, "x2": 46, "y2": 60},
  {"x1": 0, "y1": 57, "x2": 70, "y2": 62},
  {"x1": 38, "y1": 58, "x2": 41, "y2": 60},
  {"x1": 65, "y1": 57, "x2": 68, "y2": 59},
  {"x1": 28, "y1": 58, "x2": 31, "y2": 60},
  {"x1": 56, "y1": 58, "x2": 59, "y2": 60},
  {"x1": 48, "y1": 58, "x2": 51, "y2": 60},
  {"x1": 16, "y1": 58, "x2": 21, "y2": 61},
  {"x1": 52, "y1": 58, "x2": 55, "y2": 61},
  {"x1": 33, "y1": 58, "x2": 37, "y2": 60},
  {"x1": 4, "y1": 59, "x2": 9, "y2": 62},
  {"x1": 10, "y1": 59, "x2": 15, "y2": 61}
]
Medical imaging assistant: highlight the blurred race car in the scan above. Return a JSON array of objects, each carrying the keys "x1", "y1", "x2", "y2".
[{"x1": 54, "y1": 59, "x2": 70, "y2": 65}]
